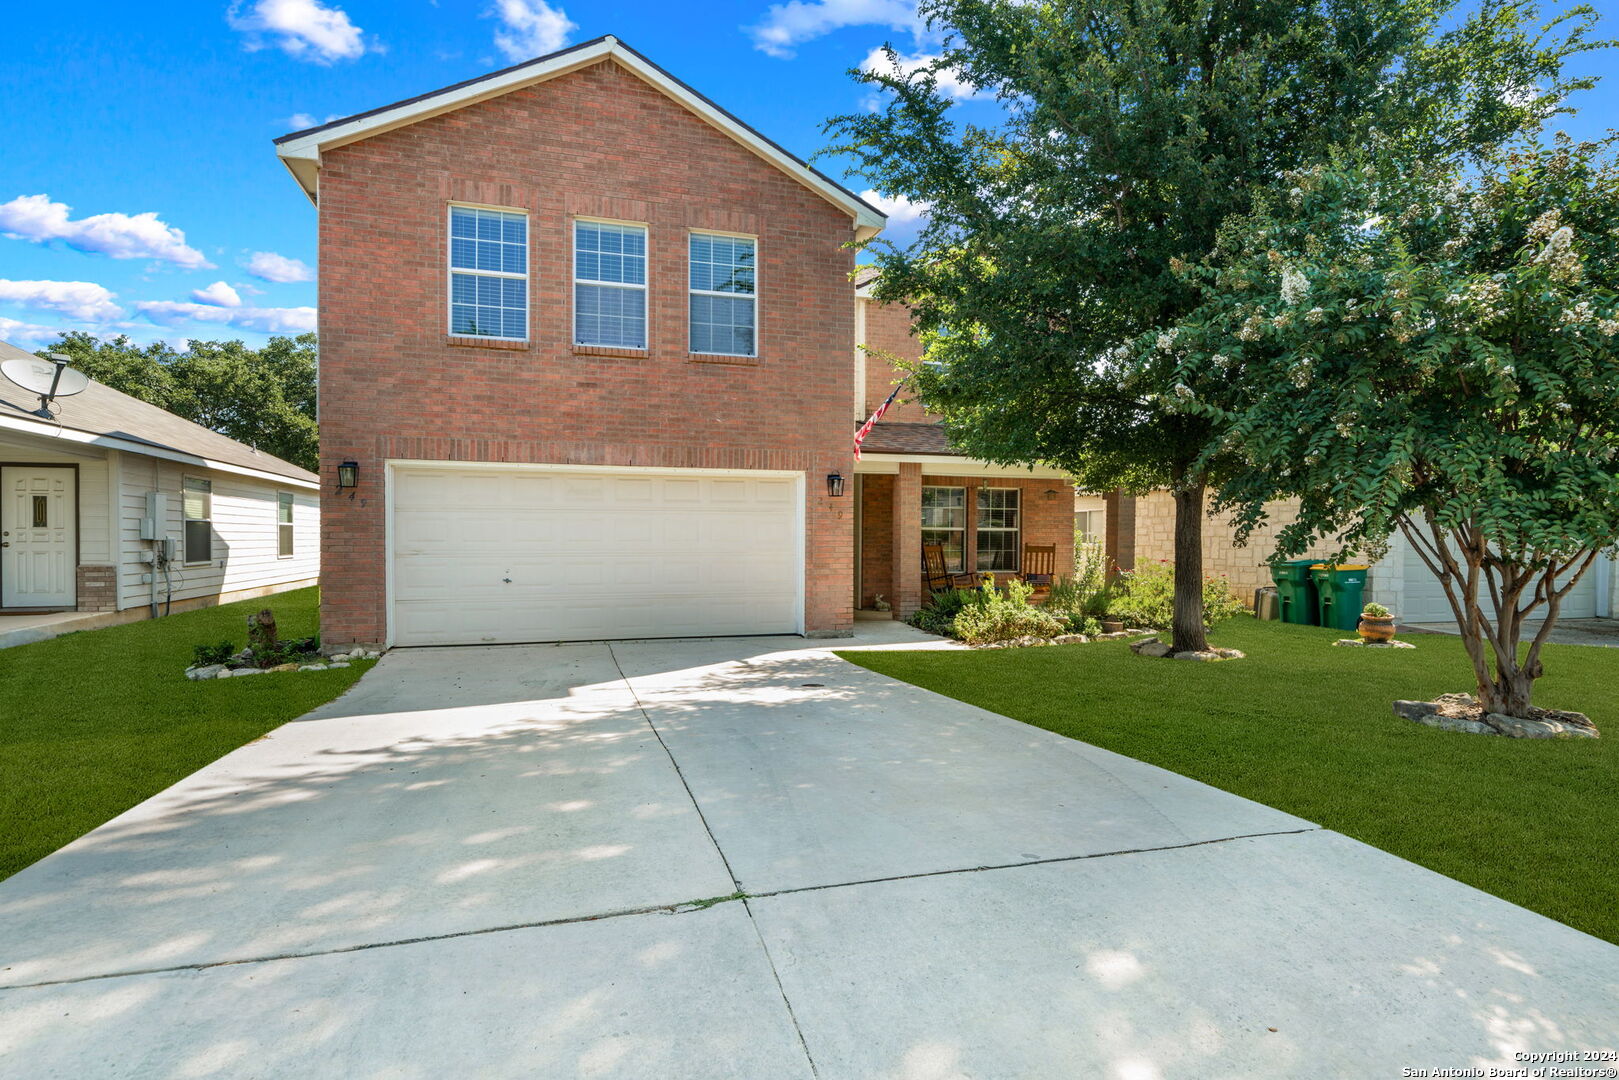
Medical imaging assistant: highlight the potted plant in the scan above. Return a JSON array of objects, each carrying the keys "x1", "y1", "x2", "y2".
[{"x1": 1358, "y1": 602, "x2": 1397, "y2": 642}]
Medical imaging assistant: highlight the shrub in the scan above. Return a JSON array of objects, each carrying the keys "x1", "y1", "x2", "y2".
[
  {"x1": 192, "y1": 641, "x2": 236, "y2": 667},
  {"x1": 908, "y1": 588, "x2": 975, "y2": 636},
  {"x1": 1108, "y1": 562, "x2": 1246, "y2": 630},
  {"x1": 951, "y1": 578, "x2": 1065, "y2": 644},
  {"x1": 1063, "y1": 614, "x2": 1103, "y2": 636}
]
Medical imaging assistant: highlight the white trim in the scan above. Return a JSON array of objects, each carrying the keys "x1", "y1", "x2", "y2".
[
  {"x1": 447, "y1": 203, "x2": 530, "y2": 343},
  {"x1": 573, "y1": 218, "x2": 649, "y2": 349},
  {"x1": 1594, "y1": 553, "x2": 1613, "y2": 619},
  {"x1": 382, "y1": 458, "x2": 808, "y2": 646},
  {"x1": 687, "y1": 229, "x2": 758, "y2": 359},
  {"x1": 853, "y1": 298, "x2": 868, "y2": 421},
  {"x1": 853, "y1": 454, "x2": 1072, "y2": 479},
  {"x1": 0, "y1": 413, "x2": 319, "y2": 489},
  {"x1": 274, "y1": 36, "x2": 886, "y2": 239}
]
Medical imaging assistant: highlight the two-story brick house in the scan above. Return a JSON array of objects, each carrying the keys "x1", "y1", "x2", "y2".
[{"x1": 276, "y1": 35, "x2": 1073, "y2": 648}]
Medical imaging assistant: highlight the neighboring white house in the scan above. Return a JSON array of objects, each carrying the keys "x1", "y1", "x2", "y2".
[{"x1": 0, "y1": 340, "x2": 319, "y2": 639}]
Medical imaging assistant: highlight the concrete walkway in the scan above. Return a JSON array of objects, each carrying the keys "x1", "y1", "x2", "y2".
[{"x1": 2, "y1": 625, "x2": 1616, "y2": 1077}]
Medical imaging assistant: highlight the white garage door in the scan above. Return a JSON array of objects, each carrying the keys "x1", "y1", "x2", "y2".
[
  {"x1": 1398, "y1": 538, "x2": 1600, "y2": 622},
  {"x1": 390, "y1": 465, "x2": 803, "y2": 646}
]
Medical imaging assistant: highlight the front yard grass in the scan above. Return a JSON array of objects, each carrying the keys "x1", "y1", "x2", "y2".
[
  {"x1": 841, "y1": 617, "x2": 1619, "y2": 945},
  {"x1": 0, "y1": 586, "x2": 370, "y2": 881}
]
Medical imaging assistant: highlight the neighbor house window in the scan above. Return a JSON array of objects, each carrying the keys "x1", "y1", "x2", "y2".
[
  {"x1": 1075, "y1": 508, "x2": 1102, "y2": 541},
  {"x1": 449, "y1": 205, "x2": 527, "y2": 340},
  {"x1": 183, "y1": 477, "x2": 212, "y2": 564},
  {"x1": 277, "y1": 492, "x2": 295, "y2": 558},
  {"x1": 689, "y1": 233, "x2": 756, "y2": 356},
  {"x1": 574, "y1": 220, "x2": 647, "y2": 348},
  {"x1": 976, "y1": 488, "x2": 1021, "y2": 572},
  {"x1": 921, "y1": 486, "x2": 967, "y2": 572}
]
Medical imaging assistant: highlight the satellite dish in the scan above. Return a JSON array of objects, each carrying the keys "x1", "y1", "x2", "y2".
[{"x1": 2, "y1": 353, "x2": 89, "y2": 417}]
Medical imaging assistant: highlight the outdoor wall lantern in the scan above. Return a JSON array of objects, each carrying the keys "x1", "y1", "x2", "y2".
[
  {"x1": 827, "y1": 472, "x2": 846, "y2": 497},
  {"x1": 337, "y1": 461, "x2": 360, "y2": 490}
]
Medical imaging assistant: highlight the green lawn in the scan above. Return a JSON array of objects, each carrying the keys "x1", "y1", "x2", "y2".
[
  {"x1": 0, "y1": 587, "x2": 371, "y2": 881},
  {"x1": 841, "y1": 617, "x2": 1619, "y2": 944}
]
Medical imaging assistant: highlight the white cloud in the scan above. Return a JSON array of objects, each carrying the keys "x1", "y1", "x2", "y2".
[
  {"x1": 490, "y1": 0, "x2": 576, "y2": 63},
  {"x1": 242, "y1": 250, "x2": 315, "y2": 283},
  {"x1": 0, "y1": 194, "x2": 213, "y2": 269},
  {"x1": 190, "y1": 281, "x2": 243, "y2": 307},
  {"x1": 860, "y1": 47, "x2": 980, "y2": 100},
  {"x1": 228, "y1": 0, "x2": 367, "y2": 63},
  {"x1": 750, "y1": 0, "x2": 921, "y2": 58},
  {"x1": 859, "y1": 189, "x2": 931, "y2": 225},
  {"x1": 0, "y1": 316, "x2": 66, "y2": 347},
  {"x1": 286, "y1": 112, "x2": 318, "y2": 128},
  {"x1": 133, "y1": 300, "x2": 317, "y2": 333},
  {"x1": 0, "y1": 279, "x2": 124, "y2": 321}
]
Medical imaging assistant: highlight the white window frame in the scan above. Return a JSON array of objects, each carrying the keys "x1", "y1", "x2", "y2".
[
  {"x1": 573, "y1": 217, "x2": 649, "y2": 349},
  {"x1": 921, "y1": 485, "x2": 968, "y2": 573},
  {"x1": 183, "y1": 475, "x2": 213, "y2": 565},
  {"x1": 447, "y1": 202, "x2": 529, "y2": 342},
  {"x1": 976, "y1": 487, "x2": 1021, "y2": 573},
  {"x1": 688, "y1": 229, "x2": 758, "y2": 358},
  {"x1": 277, "y1": 492, "x2": 295, "y2": 559}
]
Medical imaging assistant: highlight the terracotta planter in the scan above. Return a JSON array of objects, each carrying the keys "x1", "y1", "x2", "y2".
[{"x1": 1358, "y1": 615, "x2": 1397, "y2": 642}]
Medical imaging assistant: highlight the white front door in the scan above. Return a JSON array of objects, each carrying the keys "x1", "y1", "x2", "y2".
[{"x1": 1, "y1": 466, "x2": 77, "y2": 608}]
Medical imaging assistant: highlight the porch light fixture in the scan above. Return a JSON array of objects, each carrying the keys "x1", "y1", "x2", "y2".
[
  {"x1": 336, "y1": 461, "x2": 360, "y2": 490},
  {"x1": 827, "y1": 472, "x2": 846, "y2": 497}
]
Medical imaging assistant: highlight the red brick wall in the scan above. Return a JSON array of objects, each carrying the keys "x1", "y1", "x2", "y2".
[
  {"x1": 858, "y1": 473, "x2": 894, "y2": 608},
  {"x1": 861, "y1": 298, "x2": 932, "y2": 424},
  {"x1": 316, "y1": 58, "x2": 857, "y2": 644}
]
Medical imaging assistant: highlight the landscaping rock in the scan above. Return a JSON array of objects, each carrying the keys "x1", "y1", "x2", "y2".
[
  {"x1": 1393, "y1": 693, "x2": 1597, "y2": 737},
  {"x1": 299, "y1": 663, "x2": 328, "y2": 672},
  {"x1": 1482, "y1": 712, "x2": 1599, "y2": 739},
  {"x1": 1173, "y1": 650, "x2": 1221, "y2": 662},
  {"x1": 185, "y1": 664, "x2": 225, "y2": 681},
  {"x1": 229, "y1": 667, "x2": 265, "y2": 677},
  {"x1": 1335, "y1": 638, "x2": 1417, "y2": 649},
  {"x1": 271, "y1": 662, "x2": 300, "y2": 673},
  {"x1": 1131, "y1": 638, "x2": 1174, "y2": 658},
  {"x1": 1051, "y1": 634, "x2": 1089, "y2": 645},
  {"x1": 329, "y1": 661, "x2": 351, "y2": 668}
]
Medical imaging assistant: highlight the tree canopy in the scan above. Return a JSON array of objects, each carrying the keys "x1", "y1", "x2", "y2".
[
  {"x1": 38, "y1": 332, "x2": 319, "y2": 473},
  {"x1": 1159, "y1": 138, "x2": 1619, "y2": 716},
  {"x1": 826, "y1": 0, "x2": 1600, "y2": 651}
]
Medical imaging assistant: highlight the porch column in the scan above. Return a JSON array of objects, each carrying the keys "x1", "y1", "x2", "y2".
[
  {"x1": 1104, "y1": 489, "x2": 1137, "y2": 577},
  {"x1": 892, "y1": 462, "x2": 923, "y2": 618}
]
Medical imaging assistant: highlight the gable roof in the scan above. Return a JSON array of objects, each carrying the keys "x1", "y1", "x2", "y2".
[
  {"x1": 274, "y1": 35, "x2": 887, "y2": 241},
  {"x1": 0, "y1": 340, "x2": 319, "y2": 487}
]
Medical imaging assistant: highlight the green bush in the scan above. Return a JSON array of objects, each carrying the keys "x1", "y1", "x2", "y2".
[
  {"x1": 951, "y1": 578, "x2": 1065, "y2": 644},
  {"x1": 908, "y1": 588, "x2": 975, "y2": 636},
  {"x1": 1063, "y1": 613, "x2": 1103, "y2": 636},
  {"x1": 1108, "y1": 562, "x2": 1246, "y2": 630},
  {"x1": 1363, "y1": 602, "x2": 1391, "y2": 618},
  {"x1": 192, "y1": 641, "x2": 236, "y2": 667}
]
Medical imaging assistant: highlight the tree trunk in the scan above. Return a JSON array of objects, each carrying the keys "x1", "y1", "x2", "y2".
[{"x1": 1170, "y1": 481, "x2": 1209, "y2": 653}]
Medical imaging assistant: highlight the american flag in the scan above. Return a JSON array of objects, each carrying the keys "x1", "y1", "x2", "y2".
[{"x1": 854, "y1": 382, "x2": 904, "y2": 460}]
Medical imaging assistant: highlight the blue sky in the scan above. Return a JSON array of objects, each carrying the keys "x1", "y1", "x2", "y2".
[{"x1": 1, "y1": 0, "x2": 1615, "y2": 351}]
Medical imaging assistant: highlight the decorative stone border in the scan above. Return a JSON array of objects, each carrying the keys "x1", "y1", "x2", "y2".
[
  {"x1": 1393, "y1": 693, "x2": 1598, "y2": 738},
  {"x1": 1130, "y1": 637, "x2": 1245, "y2": 661},
  {"x1": 185, "y1": 649, "x2": 383, "y2": 681},
  {"x1": 1334, "y1": 638, "x2": 1416, "y2": 649}
]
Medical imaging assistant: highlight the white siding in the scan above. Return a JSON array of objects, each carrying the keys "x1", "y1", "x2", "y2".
[
  {"x1": 117, "y1": 456, "x2": 319, "y2": 611},
  {"x1": 1374, "y1": 529, "x2": 1600, "y2": 622},
  {"x1": 0, "y1": 434, "x2": 112, "y2": 565}
]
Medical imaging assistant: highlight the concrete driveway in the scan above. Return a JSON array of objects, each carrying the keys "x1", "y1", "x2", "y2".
[{"x1": 2, "y1": 625, "x2": 1616, "y2": 1078}]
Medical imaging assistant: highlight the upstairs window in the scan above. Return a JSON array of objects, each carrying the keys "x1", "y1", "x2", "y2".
[
  {"x1": 449, "y1": 205, "x2": 527, "y2": 340},
  {"x1": 574, "y1": 221, "x2": 647, "y2": 348},
  {"x1": 690, "y1": 233, "x2": 756, "y2": 356}
]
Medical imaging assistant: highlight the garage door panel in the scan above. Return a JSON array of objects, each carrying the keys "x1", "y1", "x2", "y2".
[{"x1": 390, "y1": 466, "x2": 802, "y2": 646}]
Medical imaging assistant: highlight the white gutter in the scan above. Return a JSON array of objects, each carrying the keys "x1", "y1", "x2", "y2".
[
  {"x1": 853, "y1": 454, "x2": 1073, "y2": 478},
  {"x1": 0, "y1": 414, "x2": 321, "y2": 490}
]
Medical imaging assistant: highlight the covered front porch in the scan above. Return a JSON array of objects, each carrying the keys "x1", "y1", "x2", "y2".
[{"x1": 852, "y1": 432, "x2": 1076, "y2": 620}]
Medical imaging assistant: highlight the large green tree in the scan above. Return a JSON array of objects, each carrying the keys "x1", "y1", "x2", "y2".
[
  {"x1": 827, "y1": 0, "x2": 1599, "y2": 652},
  {"x1": 1162, "y1": 139, "x2": 1619, "y2": 718},
  {"x1": 40, "y1": 332, "x2": 319, "y2": 472}
]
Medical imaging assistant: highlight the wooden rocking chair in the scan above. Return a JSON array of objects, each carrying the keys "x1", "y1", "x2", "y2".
[
  {"x1": 1017, "y1": 544, "x2": 1058, "y2": 602},
  {"x1": 923, "y1": 543, "x2": 975, "y2": 595}
]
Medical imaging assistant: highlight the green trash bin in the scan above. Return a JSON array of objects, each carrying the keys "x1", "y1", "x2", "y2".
[
  {"x1": 1311, "y1": 564, "x2": 1369, "y2": 632},
  {"x1": 1270, "y1": 558, "x2": 1322, "y2": 625}
]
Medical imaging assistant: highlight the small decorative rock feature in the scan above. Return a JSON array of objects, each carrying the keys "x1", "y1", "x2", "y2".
[
  {"x1": 1393, "y1": 693, "x2": 1598, "y2": 738},
  {"x1": 1335, "y1": 638, "x2": 1416, "y2": 649},
  {"x1": 1131, "y1": 637, "x2": 1244, "y2": 661}
]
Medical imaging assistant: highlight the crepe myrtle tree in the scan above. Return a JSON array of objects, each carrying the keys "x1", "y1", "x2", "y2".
[
  {"x1": 1158, "y1": 138, "x2": 1619, "y2": 717},
  {"x1": 825, "y1": 0, "x2": 1599, "y2": 654}
]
